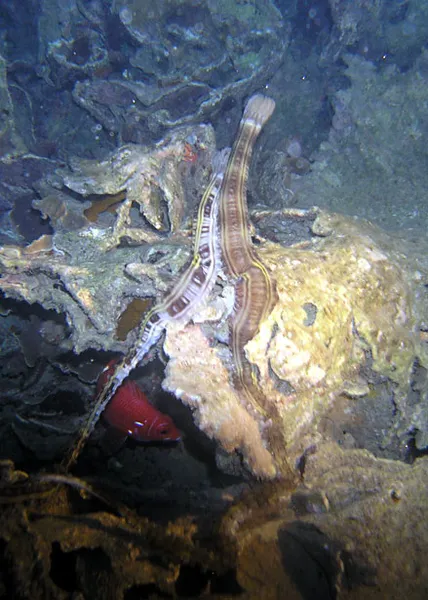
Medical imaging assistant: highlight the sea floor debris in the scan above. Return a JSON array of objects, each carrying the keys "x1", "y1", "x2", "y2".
[{"x1": 1, "y1": 444, "x2": 428, "y2": 599}]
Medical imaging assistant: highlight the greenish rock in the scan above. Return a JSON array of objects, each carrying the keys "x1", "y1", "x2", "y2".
[
  {"x1": 0, "y1": 54, "x2": 26, "y2": 159},
  {"x1": 294, "y1": 52, "x2": 428, "y2": 233}
]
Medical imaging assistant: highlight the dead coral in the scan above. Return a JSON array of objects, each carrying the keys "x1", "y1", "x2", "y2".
[
  {"x1": 0, "y1": 227, "x2": 190, "y2": 354},
  {"x1": 59, "y1": 123, "x2": 216, "y2": 249},
  {"x1": 0, "y1": 53, "x2": 27, "y2": 159},
  {"x1": 2, "y1": 202, "x2": 428, "y2": 478},
  {"x1": 163, "y1": 323, "x2": 277, "y2": 479},
  {"x1": 0, "y1": 118, "x2": 220, "y2": 355},
  {"x1": 163, "y1": 208, "x2": 428, "y2": 474},
  {"x1": 72, "y1": 0, "x2": 286, "y2": 139},
  {"x1": 47, "y1": 29, "x2": 109, "y2": 86}
]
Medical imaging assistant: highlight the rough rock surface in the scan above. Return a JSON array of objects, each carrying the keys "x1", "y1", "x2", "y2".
[
  {"x1": 292, "y1": 51, "x2": 428, "y2": 233},
  {"x1": 1, "y1": 443, "x2": 428, "y2": 599},
  {"x1": 1, "y1": 193, "x2": 428, "y2": 477},
  {"x1": 163, "y1": 207, "x2": 428, "y2": 474}
]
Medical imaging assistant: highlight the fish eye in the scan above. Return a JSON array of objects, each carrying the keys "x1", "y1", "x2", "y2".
[{"x1": 159, "y1": 428, "x2": 170, "y2": 436}]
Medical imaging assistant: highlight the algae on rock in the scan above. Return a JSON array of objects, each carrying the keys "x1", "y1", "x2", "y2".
[
  {"x1": 162, "y1": 207, "x2": 428, "y2": 475},
  {"x1": 294, "y1": 52, "x2": 428, "y2": 233},
  {"x1": 1, "y1": 202, "x2": 428, "y2": 476}
]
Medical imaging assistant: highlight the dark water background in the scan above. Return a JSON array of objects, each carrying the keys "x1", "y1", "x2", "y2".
[{"x1": 1, "y1": 0, "x2": 427, "y2": 241}]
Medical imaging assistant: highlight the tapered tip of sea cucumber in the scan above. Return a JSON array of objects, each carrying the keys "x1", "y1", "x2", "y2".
[{"x1": 243, "y1": 94, "x2": 276, "y2": 128}]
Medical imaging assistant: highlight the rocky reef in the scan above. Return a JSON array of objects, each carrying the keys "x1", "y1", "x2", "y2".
[
  {"x1": 1, "y1": 127, "x2": 428, "y2": 477},
  {"x1": 1, "y1": 1, "x2": 428, "y2": 597},
  {"x1": 163, "y1": 206, "x2": 428, "y2": 475},
  {"x1": 289, "y1": 50, "x2": 428, "y2": 232}
]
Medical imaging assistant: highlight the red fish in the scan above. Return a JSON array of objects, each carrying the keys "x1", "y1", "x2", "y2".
[{"x1": 97, "y1": 360, "x2": 181, "y2": 443}]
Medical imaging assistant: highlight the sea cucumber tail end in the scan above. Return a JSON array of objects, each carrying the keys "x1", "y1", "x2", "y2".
[{"x1": 243, "y1": 94, "x2": 276, "y2": 128}]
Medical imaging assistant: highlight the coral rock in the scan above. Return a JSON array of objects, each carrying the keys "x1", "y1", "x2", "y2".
[{"x1": 163, "y1": 323, "x2": 277, "y2": 478}]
